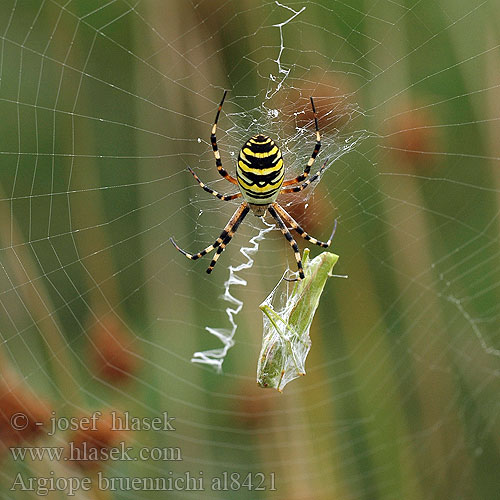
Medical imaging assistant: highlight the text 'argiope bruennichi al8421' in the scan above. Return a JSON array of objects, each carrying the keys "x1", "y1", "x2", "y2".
[{"x1": 170, "y1": 91, "x2": 337, "y2": 280}]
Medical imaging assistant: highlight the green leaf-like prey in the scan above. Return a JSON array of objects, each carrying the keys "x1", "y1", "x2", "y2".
[{"x1": 257, "y1": 249, "x2": 339, "y2": 391}]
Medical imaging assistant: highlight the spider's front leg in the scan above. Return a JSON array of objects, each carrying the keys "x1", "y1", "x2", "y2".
[
  {"x1": 282, "y1": 96, "x2": 321, "y2": 188},
  {"x1": 211, "y1": 91, "x2": 238, "y2": 186}
]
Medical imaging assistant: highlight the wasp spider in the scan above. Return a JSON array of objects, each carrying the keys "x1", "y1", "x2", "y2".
[{"x1": 170, "y1": 91, "x2": 336, "y2": 280}]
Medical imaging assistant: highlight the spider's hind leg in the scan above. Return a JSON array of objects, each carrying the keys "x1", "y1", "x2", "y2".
[
  {"x1": 170, "y1": 202, "x2": 249, "y2": 274},
  {"x1": 267, "y1": 204, "x2": 305, "y2": 280},
  {"x1": 273, "y1": 202, "x2": 336, "y2": 248}
]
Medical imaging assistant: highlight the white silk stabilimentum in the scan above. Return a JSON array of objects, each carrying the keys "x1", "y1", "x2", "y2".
[{"x1": 190, "y1": 220, "x2": 275, "y2": 371}]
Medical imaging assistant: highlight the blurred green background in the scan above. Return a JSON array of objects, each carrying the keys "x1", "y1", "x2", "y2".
[{"x1": 0, "y1": 0, "x2": 499, "y2": 498}]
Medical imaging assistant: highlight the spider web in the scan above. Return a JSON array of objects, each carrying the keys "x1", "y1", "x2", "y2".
[{"x1": 0, "y1": 1, "x2": 499, "y2": 499}]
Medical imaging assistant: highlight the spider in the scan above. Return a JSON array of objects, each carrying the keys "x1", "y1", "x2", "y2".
[{"x1": 170, "y1": 91, "x2": 336, "y2": 280}]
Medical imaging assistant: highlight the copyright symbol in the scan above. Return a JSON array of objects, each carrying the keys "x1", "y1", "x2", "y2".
[{"x1": 10, "y1": 413, "x2": 29, "y2": 431}]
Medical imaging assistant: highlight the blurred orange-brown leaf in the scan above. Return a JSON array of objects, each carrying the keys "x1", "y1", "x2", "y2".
[
  {"x1": 0, "y1": 370, "x2": 52, "y2": 448},
  {"x1": 237, "y1": 383, "x2": 278, "y2": 429},
  {"x1": 385, "y1": 104, "x2": 440, "y2": 169},
  {"x1": 68, "y1": 410, "x2": 125, "y2": 470},
  {"x1": 88, "y1": 316, "x2": 140, "y2": 383}
]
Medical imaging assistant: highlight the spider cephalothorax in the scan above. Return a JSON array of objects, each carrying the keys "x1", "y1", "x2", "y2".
[{"x1": 170, "y1": 91, "x2": 336, "y2": 280}]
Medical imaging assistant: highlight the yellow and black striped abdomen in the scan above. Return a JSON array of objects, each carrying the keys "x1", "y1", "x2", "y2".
[{"x1": 237, "y1": 134, "x2": 284, "y2": 205}]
